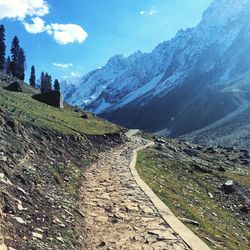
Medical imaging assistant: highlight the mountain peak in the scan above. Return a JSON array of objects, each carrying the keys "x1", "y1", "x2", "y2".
[
  {"x1": 106, "y1": 54, "x2": 125, "y2": 67},
  {"x1": 200, "y1": 0, "x2": 250, "y2": 27}
]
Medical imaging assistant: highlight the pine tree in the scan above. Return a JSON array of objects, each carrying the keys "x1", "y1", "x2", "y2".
[
  {"x1": 17, "y1": 48, "x2": 25, "y2": 80},
  {"x1": 40, "y1": 72, "x2": 52, "y2": 93},
  {"x1": 10, "y1": 36, "x2": 26, "y2": 80},
  {"x1": 5, "y1": 56, "x2": 11, "y2": 75},
  {"x1": 10, "y1": 36, "x2": 20, "y2": 78},
  {"x1": 40, "y1": 71, "x2": 45, "y2": 92},
  {"x1": 0, "y1": 25, "x2": 6, "y2": 71},
  {"x1": 54, "y1": 79, "x2": 60, "y2": 91},
  {"x1": 29, "y1": 65, "x2": 36, "y2": 87}
]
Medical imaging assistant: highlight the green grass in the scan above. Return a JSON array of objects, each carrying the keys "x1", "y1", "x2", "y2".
[
  {"x1": 225, "y1": 170, "x2": 250, "y2": 189},
  {"x1": 136, "y1": 149, "x2": 250, "y2": 250},
  {"x1": 0, "y1": 80, "x2": 119, "y2": 136}
]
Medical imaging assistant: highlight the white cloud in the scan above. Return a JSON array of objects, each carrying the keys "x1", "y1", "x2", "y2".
[
  {"x1": 0, "y1": 0, "x2": 49, "y2": 20},
  {"x1": 47, "y1": 23, "x2": 88, "y2": 45},
  {"x1": 140, "y1": 9, "x2": 157, "y2": 16},
  {"x1": 23, "y1": 17, "x2": 48, "y2": 33},
  {"x1": 0, "y1": 0, "x2": 88, "y2": 45},
  {"x1": 71, "y1": 71, "x2": 81, "y2": 77},
  {"x1": 53, "y1": 63, "x2": 73, "y2": 69}
]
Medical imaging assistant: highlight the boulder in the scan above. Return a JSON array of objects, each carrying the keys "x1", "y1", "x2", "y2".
[
  {"x1": 183, "y1": 148, "x2": 199, "y2": 157},
  {"x1": 155, "y1": 143, "x2": 165, "y2": 151},
  {"x1": 218, "y1": 166, "x2": 226, "y2": 172},
  {"x1": 4, "y1": 81, "x2": 23, "y2": 92},
  {"x1": 81, "y1": 113, "x2": 88, "y2": 119},
  {"x1": 32, "y1": 91, "x2": 64, "y2": 108},
  {"x1": 223, "y1": 180, "x2": 235, "y2": 194},
  {"x1": 180, "y1": 218, "x2": 200, "y2": 227}
]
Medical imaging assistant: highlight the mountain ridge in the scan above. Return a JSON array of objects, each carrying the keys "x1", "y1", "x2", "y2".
[{"x1": 62, "y1": 0, "x2": 250, "y2": 149}]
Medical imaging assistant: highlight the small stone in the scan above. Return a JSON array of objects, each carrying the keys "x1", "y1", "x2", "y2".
[
  {"x1": 56, "y1": 237, "x2": 64, "y2": 243},
  {"x1": 0, "y1": 173, "x2": 12, "y2": 185},
  {"x1": 180, "y1": 218, "x2": 200, "y2": 227},
  {"x1": 34, "y1": 228, "x2": 44, "y2": 233},
  {"x1": 14, "y1": 217, "x2": 26, "y2": 224},
  {"x1": 32, "y1": 232, "x2": 43, "y2": 240},
  {"x1": 99, "y1": 241, "x2": 106, "y2": 247},
  {"x1": 16, "y1": 187, "x2": 27, "y2": 196},
  {"x1": 208, "y1": 192, "x2": 214, "y2": 198},
  {"x1": 218, "y1": 166, "x2": 226, "y2": 172}
]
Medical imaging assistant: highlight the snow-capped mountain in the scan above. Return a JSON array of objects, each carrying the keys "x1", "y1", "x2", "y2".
[
  {"x1": 63, "y1": 0, "x2": 250, "y2": 141},
  {"x1": 62, "y1": 51, "x2": 143, "y2": 110}
]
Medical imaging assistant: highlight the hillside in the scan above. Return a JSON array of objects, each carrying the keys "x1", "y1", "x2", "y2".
[
  {"x1": 137, "y1": 134, "x2": 250, "y2": 249},
  {"x1": 62, "y1": 0, "x2": 250, "y2": 149},
  {"x1": 0, "y1": 73, "x2": 124, "y2": 250},
  {"x1": 180, "y1": 71, "x2": 250, "y2": 149},
  {"x1": 0, "y1": 73, "x2": 249, "y2": 250}
]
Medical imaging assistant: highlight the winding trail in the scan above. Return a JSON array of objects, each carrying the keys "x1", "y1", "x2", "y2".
[{"x1": 80, "y1": 131, "x2": 210, "y2": 250}]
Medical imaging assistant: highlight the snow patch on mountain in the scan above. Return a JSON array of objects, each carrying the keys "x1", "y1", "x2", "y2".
[{"x1": 63, "y1": 0, "x2": 250, "y2": 116}]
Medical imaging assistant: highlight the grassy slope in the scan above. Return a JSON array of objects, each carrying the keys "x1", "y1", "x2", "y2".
[
  {"x1": 136, "y1": 145, "x2": 250, "y2": 250},
  {"x1": 0, "y1": 76, "x2": 121, "y2": 249},
  {"x1": 0, "y1": 79, "x2": 118, "y2": 136}
]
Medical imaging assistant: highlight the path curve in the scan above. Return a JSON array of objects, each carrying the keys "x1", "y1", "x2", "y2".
[{"x1": 79, "y1": 132, "x2": 210, "y2": 249}]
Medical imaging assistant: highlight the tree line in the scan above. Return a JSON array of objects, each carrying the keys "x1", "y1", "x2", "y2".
[{"x1": 0, "y1": 25, "x2": 60, "y2": 93}]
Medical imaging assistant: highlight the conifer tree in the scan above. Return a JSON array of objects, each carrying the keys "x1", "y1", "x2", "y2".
[
  {"x1": 10, "y1": 36, "x2": 20, "y2": 77},
  {"x1": 5, "y1": 56, "x2": 11, "y2": 75},
  {"x1": 41, "y1": 72, "x2": 52, "y2": 92},
  {"x1": 17, "y1": 48, "x2": 25, "y2": 80},
  {"x1": 29, "y1": 65, "x2": 36, "y2": 87},
  {"x1": 54, "y1": 79, "x2": 60, "y2": 91},
  {"x1": 10, "y1": 36, "x2": 26, "y2": 80},
  {"x1": 0, "y1": 25, "x2": 6, "y2": 71},
  {"x1": 40, "y1": 71, "x2": 45, "y2": 92}
]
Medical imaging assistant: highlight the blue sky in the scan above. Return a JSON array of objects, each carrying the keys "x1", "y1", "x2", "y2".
[{"x1": 0, "y1": 0, "x2": 212, "y2": 82}]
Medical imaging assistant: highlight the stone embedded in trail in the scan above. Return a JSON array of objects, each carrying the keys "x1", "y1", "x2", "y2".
[
  {"x1": 32, "y1": 232, "x2": 43, "y2": 240},
  {"x1": 0, "y1": 244, "x2": 7, "y2": 250},
  {"x1": 14, "y1": 217, "x2": 26, "y2": 224}
]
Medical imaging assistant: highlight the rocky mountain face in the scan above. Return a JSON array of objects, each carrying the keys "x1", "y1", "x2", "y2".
[{"x1": 63, "y1": 0, "x2": 250, "y2": 148}]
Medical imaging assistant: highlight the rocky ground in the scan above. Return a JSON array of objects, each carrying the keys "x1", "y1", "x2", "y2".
[
  {"x1": 80, "y1": 134, "x2": 191, "y2": 250},
  {"x1": 0, "y1": 107, "x2": 124, "y2": 250}
]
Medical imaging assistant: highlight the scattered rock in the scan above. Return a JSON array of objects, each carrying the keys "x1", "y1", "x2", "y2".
[
  {"x1": 183, "y1": 148, "x2": 199, "y2": 157},
  {"x1": 32, "y1": 232, "x2": 43, "y2": 240},
  {"x1": 218, "y1": 166, "x2": 226, "y2": 172},
  {"x1": 193, "y1": 164, "x2": 213, "y2": 174},
  {"x1": 4, "y1": 81, "x2": 23, "y2": 92},
  {"x1": 156, "y1": 138, "x2": 166, "y2": 144},
  {"x1": 56, "y1": 237, "x2": 64, "y2": 243},
  {"x1": 98, "y1": 241, "x2": 106, "y2": 247},
  {"x1": 180, "y1": 218, "x2": 200, "y2": 227},
  {"x1": 223, "y1": 180, "x2": 236, "y2": 194},
  {"x1": 155, "y1": 143, "x2": 165, "y2": 151},
  {"x1": 240, "y1": 205, "x2": 250, "y2": 213},
  {"x1": 0, "y1": 173, "x2": 12, "y2": 185},
  {"x1": 208, "y1": 192, "x2": 214, "y2": 199},
  {"x1": 81, "y1": 113, "x2": 88, "y2": 119},
  {"x1": 14, "y1": 217, "x2": 26, "y2": 224}
]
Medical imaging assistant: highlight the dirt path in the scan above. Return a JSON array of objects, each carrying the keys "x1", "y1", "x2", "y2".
[{"x1": 79, "y1": 133, "x2": 207, "y2": 250}]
